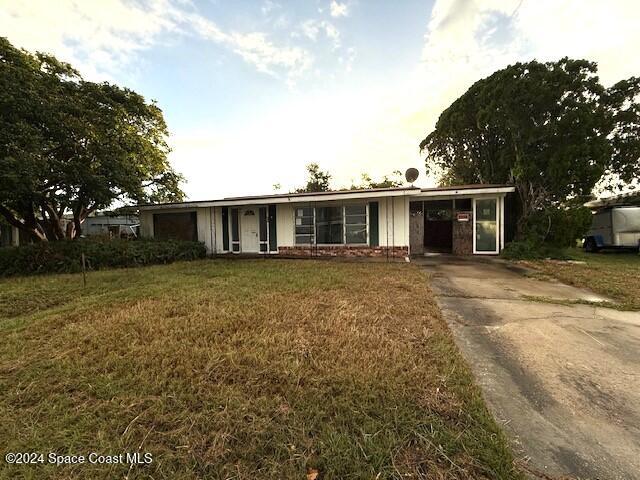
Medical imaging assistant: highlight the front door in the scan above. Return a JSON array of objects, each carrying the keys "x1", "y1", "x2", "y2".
[{"x1": 241, "y1": 207, "x2": 259, "y2": 252}]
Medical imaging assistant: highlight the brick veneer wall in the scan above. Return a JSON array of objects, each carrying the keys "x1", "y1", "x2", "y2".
[
  {"x1": 279, "y1": 245, "x2": 409, "y2": 258},
  {"x1": 409, "y1": 211, "x2": 424, "y2": 255},
  {"x1": 452, "y1": 211, "x2": 473, "y2": 255}
]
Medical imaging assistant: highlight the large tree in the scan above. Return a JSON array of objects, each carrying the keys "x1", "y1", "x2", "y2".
[
  {"x1": 295, "y1": 163, "x2": 332, "y2": 192},
  {"x1": 0, "y1": 37, "x2": 183, "y2": 241},
  {"x1": 350, "y1": 170, "x2": 405, "y2": 189},
  {"x1": 293, "y1": 164, "x2": 405, "y2": 193},
  {"x1": 419, "y1": 58, "x2": 640, "y2": 237}
]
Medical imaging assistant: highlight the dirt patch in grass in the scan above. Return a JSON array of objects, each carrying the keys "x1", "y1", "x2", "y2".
[
  {"x1": 0, "y1": 259, "x2": 521, "y2": 479},
  {"x1": 519, "y1": 249, "x2": 640, "y2": 310}
]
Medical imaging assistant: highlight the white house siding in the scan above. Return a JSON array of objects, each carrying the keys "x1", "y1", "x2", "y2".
[
  {"x1": 276, "y1": 204, "x2": 295, "y2": 247},
  {"x1": 212, "y1": 206, "x2": 224, "y2": 253},
  {"x1": 377, "y1": 196, "x2": 409, "y2": 248},
  {"x1": 196, "y1": 207, "x2": 214, "y2": 253}
]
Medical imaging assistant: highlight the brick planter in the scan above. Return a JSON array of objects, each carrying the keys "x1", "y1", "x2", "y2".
[{"x1": 279, "y1": 246, "x2": 409, "y2": 258}]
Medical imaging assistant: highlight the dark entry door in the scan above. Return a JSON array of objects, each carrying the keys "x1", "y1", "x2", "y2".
[{"x1": 424, "y1": 200, "x2": 452, "y2": 252}]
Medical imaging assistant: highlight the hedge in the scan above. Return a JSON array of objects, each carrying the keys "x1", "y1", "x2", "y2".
[
  {"x1": 0, "y1": 239, "x2": 207, "y2": 277},
  {"x1": 500, "y1": 239, "x2": 571, "y2": 260}
]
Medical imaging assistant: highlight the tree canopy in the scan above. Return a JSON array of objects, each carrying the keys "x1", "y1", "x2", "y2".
[
  {"x1": 294, "y1": 163, "x2": 406, "y2": 193},
  {"x1": 0, "y1": 37, "x2": 183, "y2": 241},
  {"x1": 419, "y1": 58, "x2": 640, "y2": 237},
  {"x1": 295, "y1": 163, "x2": 332, "y2": 192},
  {"x1": 350, "y1": 170, "x2": 404, "y2": 189}
]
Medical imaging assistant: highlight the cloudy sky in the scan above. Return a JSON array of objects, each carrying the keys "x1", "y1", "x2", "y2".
[{"x1": 1, "y1": 0, "x2": 639, "y2": 199}]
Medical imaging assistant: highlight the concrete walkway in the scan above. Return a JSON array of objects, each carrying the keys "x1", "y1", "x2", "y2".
[{"x1": 417, "y1": 255, "x2": 640, "y2": 480}]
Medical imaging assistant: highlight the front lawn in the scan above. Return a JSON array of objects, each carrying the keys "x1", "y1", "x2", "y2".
[
  {"x1": 0, "y1": 259, "x2": 520, "y2": 479},
  {"x1": 520, "y1": 249, "x2": 640, "y2": 310}
]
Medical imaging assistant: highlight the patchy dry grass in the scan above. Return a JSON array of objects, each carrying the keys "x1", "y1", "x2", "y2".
[
  {"x1": 520, "y1": 249, "x2": 640, "y2": 310},
  {"x1": 0, "y1": 259, "x2": 521, "y2": 479}
]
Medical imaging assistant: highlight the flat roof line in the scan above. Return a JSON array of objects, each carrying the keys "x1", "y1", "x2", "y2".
[
  {"x1": 137, "y1": 186, "x2": 419, "y2": 207},
  {"x1": 134, "y1": 184, "x2": 515, "y2": 210}
]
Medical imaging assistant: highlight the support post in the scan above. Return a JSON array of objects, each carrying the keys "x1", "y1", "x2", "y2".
[{"x1": 81, "y1": 253, "x2": 87, "y2": 287}]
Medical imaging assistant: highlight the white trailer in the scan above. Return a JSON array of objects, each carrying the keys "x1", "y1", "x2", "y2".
[{"x1": 583, "y1": 206, "x2": 640, "y2": 252}]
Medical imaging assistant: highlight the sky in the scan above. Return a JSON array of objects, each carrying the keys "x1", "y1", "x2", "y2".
[{"x1": 1, "y1": 0, "x2": 639, "y2": 200}]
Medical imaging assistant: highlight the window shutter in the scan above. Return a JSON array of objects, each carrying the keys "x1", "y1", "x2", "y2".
[
  {"x1": 222, "y1": 207, "x2": 229, "y2": 251},
  {"x1": 369, "y1": 202, "x2": 379, "y2": 246},
  {"x1": 268, "y1": 204, "x2": 277, "y2": 251},
  {"x1": 231, "y1": 208, "x2": 240, "y2": 252}
]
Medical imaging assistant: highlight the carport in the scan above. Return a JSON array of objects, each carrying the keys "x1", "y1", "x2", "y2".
[{"x1": 408, "y1": 185, "x2": 514, "y2": 256}]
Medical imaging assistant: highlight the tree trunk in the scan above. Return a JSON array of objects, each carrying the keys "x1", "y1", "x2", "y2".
[
  {"x1": 515, "y1": 180, "x2": 534, "y2": 240},
  {"x1": 72, "y1": 203, "x2": 97, "y2": 239},
  {"x1": 65, "y1": 221, "x2": 75, "y2": 239},
  {"x1": 73, "y1": 216, "x2": 82, "y2": 238},
  {"x1": 514, "y1": 180, "x2": 549, "y2": 241},
  {"x1": 0, "y1": 205, "x2": 48, "y2": 242},
  {"x1": 42, "y1": 203, "x2": 66, "y2": 240}
]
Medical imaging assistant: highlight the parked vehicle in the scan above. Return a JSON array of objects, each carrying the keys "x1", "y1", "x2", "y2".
[{"x1": 583, "y1": 206, "x2": 640, "y2": 252}]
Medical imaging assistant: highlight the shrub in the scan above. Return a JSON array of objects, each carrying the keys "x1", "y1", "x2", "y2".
[
  {"x1": 504, "y1": 205, "x2": 592, "y2": 259},
  {"x1": 522, "y1": 206, "x2": 592, "y2": 248},
  {"x1": 500, "y1": 239, "x2": 571, "y2": 260},
  {"x1": 0, "y1": 239, "x2": 207, "y2": 277}
]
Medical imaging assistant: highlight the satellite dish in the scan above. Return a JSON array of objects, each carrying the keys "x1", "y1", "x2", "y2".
[{"x1": 405, "y1": 168, "x2": 420, "y2": 184}]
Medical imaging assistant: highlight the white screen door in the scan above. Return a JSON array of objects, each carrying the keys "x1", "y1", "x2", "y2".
[{"x1": 473, "y1": 198, "x2": 498, "y2": 254}]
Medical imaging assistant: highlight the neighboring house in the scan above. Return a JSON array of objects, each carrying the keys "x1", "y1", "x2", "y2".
[
  {"x1": 0, "y1": 213, "x2": 139, "y2": 247},
  {"x1": 0, "y1": 222, "x2": 20, "y2": 247},
  {"x1": 80, "y1": 213, "x2": 139, "y2": 238},
  {"x1": 137, "y1": 184, "x2": 516, "y2": 257}
]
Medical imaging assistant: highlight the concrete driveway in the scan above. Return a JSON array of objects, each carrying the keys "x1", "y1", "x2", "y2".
[{"x1": 418, "y1": 255, "x2": 640, "y2": 480}]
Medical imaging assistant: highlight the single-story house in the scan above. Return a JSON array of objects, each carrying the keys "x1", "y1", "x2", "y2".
[
  {"x1": 137, "y1": 184, "x2": 517, "y2": 258},
  {"x1": 0, "y1": 213, "x2": 139, "y2": 247}
]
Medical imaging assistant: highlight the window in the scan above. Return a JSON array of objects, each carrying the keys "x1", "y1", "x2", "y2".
[
  {"x1": 316, "y1": 206, "x2": 343, "y2": 244},
  {"x1": 295, "y1": 207, "x2": 314, "y2": 245},
  {"x1": 153, "y1": 212, "x2": 198, "y2": 241},
  {"x1": 345, "y1": 205, "x2": 367, "y2": 244},
  {"x1": 295, "y1": 204, "x2": 369, "y2": 245}
]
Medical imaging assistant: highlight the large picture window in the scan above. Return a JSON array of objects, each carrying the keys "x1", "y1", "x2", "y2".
[
  {"x1": 295, "y1": 204, "x2": 369, "y2": 245},
  {"x1": 316, "y1": 206, "x2": 343, "y2": 244}
]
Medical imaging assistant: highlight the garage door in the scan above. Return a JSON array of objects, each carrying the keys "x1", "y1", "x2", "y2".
[{"x1": 153, "y1": 212, "x2": 198, "y2": 241}]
